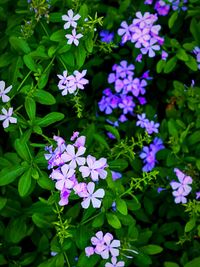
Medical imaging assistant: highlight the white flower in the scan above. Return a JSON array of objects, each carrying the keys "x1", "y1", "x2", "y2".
[
  {"x1": 0, "y1": 81, "x2": 12, "y2": 103},
  {"x1": 62, "y1": 9, "x2": 81, "y2": 29},
  {"x1": 81, "y1": 182, "x2": 105, "y2": 209},
  {"x1": 0, "y1": 107, "x2": 17, "y2": 128},
  {"x1": 65, "y1": 29, "x2": 83, "y2": 46},
  {"x1": 61, "y1": 144, "x2": 86, "y2": 169}
]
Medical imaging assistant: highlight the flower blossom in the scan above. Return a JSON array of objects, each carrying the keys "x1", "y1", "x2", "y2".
[
  {"x1": 0, "y1": 81, "x2": 12, "y2": 103},
  {"x1": 61, "y1": 144, "x2": 86, "y2": 168},
  {"x1": 81, "y1": 182, "x2": 105, "y2": 209},
  {"x1": 0, "y1": 107, "x2": 17, "y2": 128},
  {"x1": 105, "y1": 257, "x2": 125, "y2": 267},
  {"x1": 65, "y1": 28, "x2": 83, "y2": 46},
  {"x1": 62, "y1": 9, "x2": 81, "y2": 29}
]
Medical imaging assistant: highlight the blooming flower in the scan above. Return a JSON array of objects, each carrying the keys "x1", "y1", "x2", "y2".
[
  {"x1": 61, "y1": 144, "x2": 86, "y2": 168},
  {"x1": 62, "y1": 9, "x2": 81, "y2": 29},
  {"x1": 100, "y1": 30, "x2": 114, "y2": 43},
  {"x1": 105, "y1": 257, "x2": 125, "y2": 267},
  {"x1": 95, "y1": 234, "x2": 121, "y2": 259},
  {"x1": 79, "y1": 155, "x2": 107, "y2": 181},
  {"x1": 117, "y1": 21, "x2": 132, "y2": 43},
  {"x1": 65, "y1": 28, "x2": 83, "y2": 46},
  {"x1": 154, "y1": 0, "x2": 170, "y2": 16},
  {"x1": 68, "y1": 70, "x2": 89, "y2": 91},
  {"x1": 0, "y1": 81, "x2": 12, "y2": 103},
  {"x1": 196, "y1": 191, "x2": 200, "y2": 200},
  {"x1": 111, "y1": 171, "x2": 122, "y2": 181},
  {"x1": 81, "y1": 182, "x2": 105, "y2": 209},
  {"x1": 0, "y1": 107, "x2": 17, "y2": 128},
  {"x1": 59, "y1": 187, "x2": 71, "y2": 206}
]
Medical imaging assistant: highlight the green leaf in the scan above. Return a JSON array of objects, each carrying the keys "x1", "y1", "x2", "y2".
[
  {"x1": 0, "y1": 52, "x2": 13, "y2": 68},
  {"x1": 85, "y1": 31, "x2": 94, "y2": 53},
  {"x1": 38, "y1": 72, "x2": 50, "y2": 89},
  {"x1": 49, "y1": 12, "x2": 63, "y2": 22},
  {"x1": 141, "y1": 244, "x2": 163, "y2": 255},
  {"x1": 176, "y1": 48, "x2": 189, "y2": 61},
  {"x1": 184, "y1": 257, "x2": 200, "y2": 267},
  {"x1": 59, "y1": 52, "x2": 75, "y2": 67},
  {"x1": 116, "y1": 198, "x2": 128, "y2": 215},
  {"x1": 25, "y1": 97, "x2": 36, "y2": 121},
  {"x1": 0, "y1": 197, "x2": 7, "y2": 210},
  {"x1": 18, "y1": 168, "x2": 32, "y2": 197},
  {"x1": 106, "y1": 213, "x2": 121, "y2": 229},
  {"x1": 23, "y1": 54, "x2": 37, "y2": 71},
  {"x1": 32, "y1": 213, "x2": 52, "y2": 228},
  {"x1": 164, "y1": 262, "x2": 179, "y2": 267},
  {"x1": 164, "y1": 57, "x2": 177, "y2": 73},
  {"x1": 75, "y1": 45, "x2": 87, "y2": 68},
  {"x1": 156, "y1": 60, "x2": 166, "y2": 73},
  {"x1": 37, "y1": 112, "x2": 64, "y2": 127},
  {"x1": 77, "y1": 253, "x2": 99, "y2": 267},
  {"x1": 108, "y1": 159, "x2": 128, "y2": 171},
  {"x1": 92, "y1": 213, "x2": 104, "y2": 228},
  {"x1": 185, "y1": 217, "x2": 196, "y2": 232},
  {"x1": 9, "y1": 36, "x2": 31, "y2": 54},
  {"x1": 37, "y1": 171, "x2": 54, "y2": 190},
  {"x1": 0, "y1": 166, "x2": 26, "y2": 186},
  {"x1": 93, "y1": 133, "x2": 109, "y2": 149},
  {"x1": 185, "y1": 55, "x2": 198, "y2": 71},
  {"x1": 168, "y1": 11, "x2": 178, "y2": 28},
  {"x1": 34, "y1": 90, "x2": 56, "y2": 105},
  {"x1": 78, "y1": 4, "x2": 88, "y2": 21},
  {"x1": 190, "y1": 18, "x2": 200, "y2": 45},
  {"x1": 105, "y1": 125, "x2": 120, "y2": 141},
  {"x1": 6, "y1": 217, "x2": 27, "y2": 243},
  {"x1": 50, "y1": 29, "x2": 66, "y2": 42},
  {"x1": 15, "y1": 139, "x2": 31, "y2": 161},
  {"x1": 187, "y1": 130, "x2": 200, "y2": 145}
]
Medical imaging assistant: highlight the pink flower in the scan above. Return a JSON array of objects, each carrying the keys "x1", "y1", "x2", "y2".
[
  {"x1": 50, "y1": 164, "x2": 75, "y2": 190},
  {"x1": 0, "y1": 107, "x2": 17, "y2": 128},
  {"x1": 95, "y1": 234, "x2": 120, "y2": 259},
  {"x1": 79, "y1": 155, "x2": 107, "y2": 181},
  {"x1": 85, "y1": 246, "x2": 94, "y2": 257},
  {"x1": 81, "y1": 182, "x2": 105, "y2": 209}
]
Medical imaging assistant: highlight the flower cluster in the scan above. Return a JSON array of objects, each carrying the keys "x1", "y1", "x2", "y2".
[
  {"x1": 0, "y1": 81, "x2": 17, "y2": 128},
  {"x1": 117, "y1": 12, "x2": 164, "y2": 57},
  {"x1": 62, "y1": 9, "x2": 83, "y2": 46},
  {"x1": 57, "y1": 69, "x2": 89, "y2": 95},
  {"x1": 145, "y1": 0, "x2": 187, "y2": 16},
  {"x1": 136, "y1": 113, "x2": 160, "y2": 134},
  {"x1": 45, "y1": 133, "x2": 107, "y2": 208},
  {"x1": 170, "y1": 168, "x2": 192, "y2": 204},
  {"x1": 85, "y1": 231, "x2": 124, "y2": 266},
  {"x1": 193, "y1": 47, "x2": 200, "y2": 70},
  {"x1": 140, "y1": 137, "x2": 164, "y2": 172},
  {"x1": 98, "y1": 60, "x2": 151, "y2": 124}
]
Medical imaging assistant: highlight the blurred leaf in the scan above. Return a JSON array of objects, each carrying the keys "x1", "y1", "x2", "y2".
[
  {"x1": 25, "y1": 97, "x2": 36, "y2": 121},
  {"x1": 168, "y1": 11, "x2": 178, "y2": 28},
  {"x1": 184, "y1": 257, "x2": 200, "y2": 267},
  {"x1": 15, "y1": 139, "x2": 31, "y2": 161},
  {"x1": 0, "y1": 165, "x2": 26, "y2": 186},
  {"x1": 23, "y1": 54, "x2": 37, "y2": 72},
  {"x1": 190, "y1": 18, "x2": 200, "y2": 45},
  {"x1": 9, "y1": 36, "x2": 31, "y2": 54},
  {"x1": 105, "y1": 125, "x2": 120, "y2": 141},
  {"x1": 185, "y1": 217, "x2": 196, "y2": 232},
  {"x1": 18, "y1": 168, "x2": 32, "y2": 197},
  {"x1": 141, "y1": 244, "x2": 163, "y2": 255},
  {"x1": 164, "y1": 57, "x2": 177, "y2": 73},
  {"x1": 116, "y1": 198, "x2": 128, "y2": 215},
  {"x1": 109, "y1": 159, "x2": 128, "y2": 171}
]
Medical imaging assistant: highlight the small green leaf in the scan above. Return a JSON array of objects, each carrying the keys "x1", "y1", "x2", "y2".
[
  {"x1": 34, "y1": 90, "x2": 56, "y2": 105},
  {"x1": 176, "y1": 48, "x2": 189, "y2": 62},
  {"x1": 18, "y1": 168, "x2": 32, "y2": 197},
  {"x1": 184, "y1": 257, "x2": 200, "y2": 267},
  {"x1": 108, "y1": 159, "x2": 128, "y2": 171},
  {"x1": 156, "y1": 60, "x2": 166, "y2": 73},
  {"x1": 6, "y1": 217, "x2": 27, "y2": 243},
  {"x1": 116, "y1": 198, "x2": 128, "y2": 215},
  {"x1": 15, "y1": 139, "x2": 31, "y2": 161},
  {"x1": 0, "y1": 166, "x2": 26, "y2": 186},
  {"x1": 25, "y1": 97, "x2": 36, "y2": 121},
  {"x1": 164, "y1": 262, "x2": 179, "y2": 267},
  {"x1": 23, "y1": 54, "x2": 37, "y2": 71},
  {"x1": 190, "y1": 18, "x2": 200, "y2": 45},
  {"x1": 50, "y1": 29, "x2": 66, "y2": 42},
  {"x1": 37, "y1": 171, "x2": 54, "y2": 190},
  {"x1": 105, "y1": 125, "x2": 120, "y2": 141},
  {"x1": 106, "y1": 213, "x2": 121, "y2": 229},
  {"x1": 185, "y1": 55, "x2": 198, "y2": 71},
  {"x1": 0, "y1": 197, "x2": 7, "y2": 210},
  {"x1": 9, "y1": 36, "x2": 31, "y2": 54},
  {"x1": 168, "y1": 11, "x2": 178, "y2": 28},
  {"x1": 164, "y1": 57, "x2": 177, "y2": 73},
  {"x1": 185, "y1": 217, "x2": 196, "y2": 232},
  {"x1": 75, "y1": 45, "x2": 87, "y2": 68},
  {"x1": 37, "y1": 112, "x2": 64, "y2": 127},
  {"x1": 32, "y1": 213, "x2": 52, "y2": 228},
  {"x1": 141, "y1": 244, "x2": 163, "y2": 255},
  {"x1": 92, "y1": 213, "x2": 104, "y2": 228}
]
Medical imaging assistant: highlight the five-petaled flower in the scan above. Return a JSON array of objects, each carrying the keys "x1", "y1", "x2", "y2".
[
  {"x1": 0, "y1": 107, "x2": 17, "y2": 128},
  {"x1": 81, "y1": 182, "x2": 105, "y2": 209},
  {"x1": 0, "y1": 80, "x2": 12, "y2": 103},
  {"x1": 65, "y1": 28, "x2": 83, "y2": 46},
  {"x1": 62, "y1": 9, "x2": 81, "y2": 29}
]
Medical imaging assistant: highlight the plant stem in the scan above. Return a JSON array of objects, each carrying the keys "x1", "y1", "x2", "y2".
[{"x1": 17, "y1": 70, "x2": 32, "y2": 92}]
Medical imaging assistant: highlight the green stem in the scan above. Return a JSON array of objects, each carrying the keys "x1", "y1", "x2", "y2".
[
  {"x1": 80, "y1": 212, "x2": 101, "y2": 226},
  {"x1": 63, "y1": 251, "x2": 71, "y2": 267},
  {"x1": 17, "y1": 70, "x2": 32, "y2": 92},
  {"x1": 58, "y1": 56, "x2": 67, "y2": 70},
  {"x1": 40, "y1": 21, "x2": 49, "y2": 37}
]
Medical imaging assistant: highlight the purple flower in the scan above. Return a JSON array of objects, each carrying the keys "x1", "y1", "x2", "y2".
[
  {"x1": 79, "y1": 155, "x2": 107, "y2": 181},
  {"x1": 111, "y1": 171, "x2": 122, "y2": 181},
  {"x1": 85, "y1": 247, "x2": 94, "y2": 257},
  {"x1": 105, "y1": 257, "x2": 125, "y2": 267},
  {"x1": 141, "y1": 38, "x2": 160, "y2": 57},
  {"x1": 81, "y1": 182, "x2": 105, "y2": 209},
  {"x1": 91, "y1": 231, "x2": 105, "y2": 246},
  {"x1": 50, "y1": 164, "x2": 76, "y2": 190},
  {"x1": 138, "y1": 97, "x2": 147, "y2": 105},
  {"x1": 117, "y1": 21, "x2": 132, "y2": 43},
  {"x1": 100, "y1": 30, "x2": 114, "y2": 43},
  {"x1": 70, "y1": 131, "x2": 79, "y2": 141},
  {"x1": 74, "y1": 135, "x2": 86, "y2": 148},
  {"x1": 161, "y1": 50, "x2": 168, "y2": 60},
  {"x1": 61, "y1": 144, "x2": 86, "y2": 168},
  {"x1": 172, "y1": 187, "x2": 188, "y2": 204},
  {"x1": 145, "y1": 120, "x2": 160, "y2": 134},
  {"x1": 62, "y1": 9, "x2": 81, "y2": 29},
  {"x1": 193, "y1": 47, "x2": 200, "y2": 69},
  {"x1": 196, "y1": 191, "x2": 200, "y2": 200},
  {"x1": 116, "y1": 60, "x2": 135, "y2": 78},
  {"x1": 73, "y1": 182, "x2": 88, "y2": 197},
  {"x1": 95, "y1": 234, "x2": 121, "y2": 259},
  {"x1": 136, "y1": 113, "x2": 149, "y2": 128},
  {"x1": 0, "y1": 107, "x2": 17, "y2": 128},
  {"x1": 118, "y1": 95, "x2": 135, "y2": 114},
  {"x1": 65, "y1": 28, "x2": 83, "y2": 46},
  {"x1": 0, "y1": 81, "x2": 12, "y2": 103},
  {"x1": 68, "y1": 70, "x2": 89, "y2": 91},
  {"x1": 136, "y1": 54, "x2": 143, "y2": 62},
  {"x1": 154, "y1": 1, "x2": 170, "y2": 16},
  {"x1": 59, "y1": 187, "x2": 71, "y2": 206}
]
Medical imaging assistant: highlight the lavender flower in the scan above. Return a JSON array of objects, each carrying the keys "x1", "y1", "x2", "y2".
[
  {"x1": 196, "y1": 191, "x2": 200, "y2": 200},
  {"x1": 100, "y1": 30, "x2": 114, "y2": 43},
  {"x1": 0, "y1": 81, "x2": 12, "y2": 103},
  {"x1": 136, "y1": 113, "x2": 160, "y2": 134},
  {"x1": 61, "y1": 144, "x2": 86, "y2": 168},
  {"x1": 62, "y1": 9, "x2": 81, "y2": 29},
  {"x1": 154, "y1": 1, "x2": 170, "y2": 16},
  {"x1": 0, "y1": 107, "x2": 17, "y2": 128},
  {"x1": 193, "y1": 47, "x2": 200, "y2": 70},
  {"x1": 65, "y1": 28, "x2": 83, "y2": 46},
  {"x1": 170, "y1": 168, "x2": 192, "y2": 204},
  {"x1": 111, "y1": 171, "x2": 122, "y2": 181},
  {"x1": 81, "y1": 182, "x2": 105, "y2": 209},
  {"x1": 105, "y1": 257, "x2": 125, "y2": 267}
]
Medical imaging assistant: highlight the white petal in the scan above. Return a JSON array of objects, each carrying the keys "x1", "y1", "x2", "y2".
[
  {"x1": 3, "y1": 119, "x2": 9, "y2": 128},
  {"x1": 91, "y1": 197, "x2": 102, "y2": 208},
  {"x1": 81, "y1": 198, "x2": 90, "y2": 209}
]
